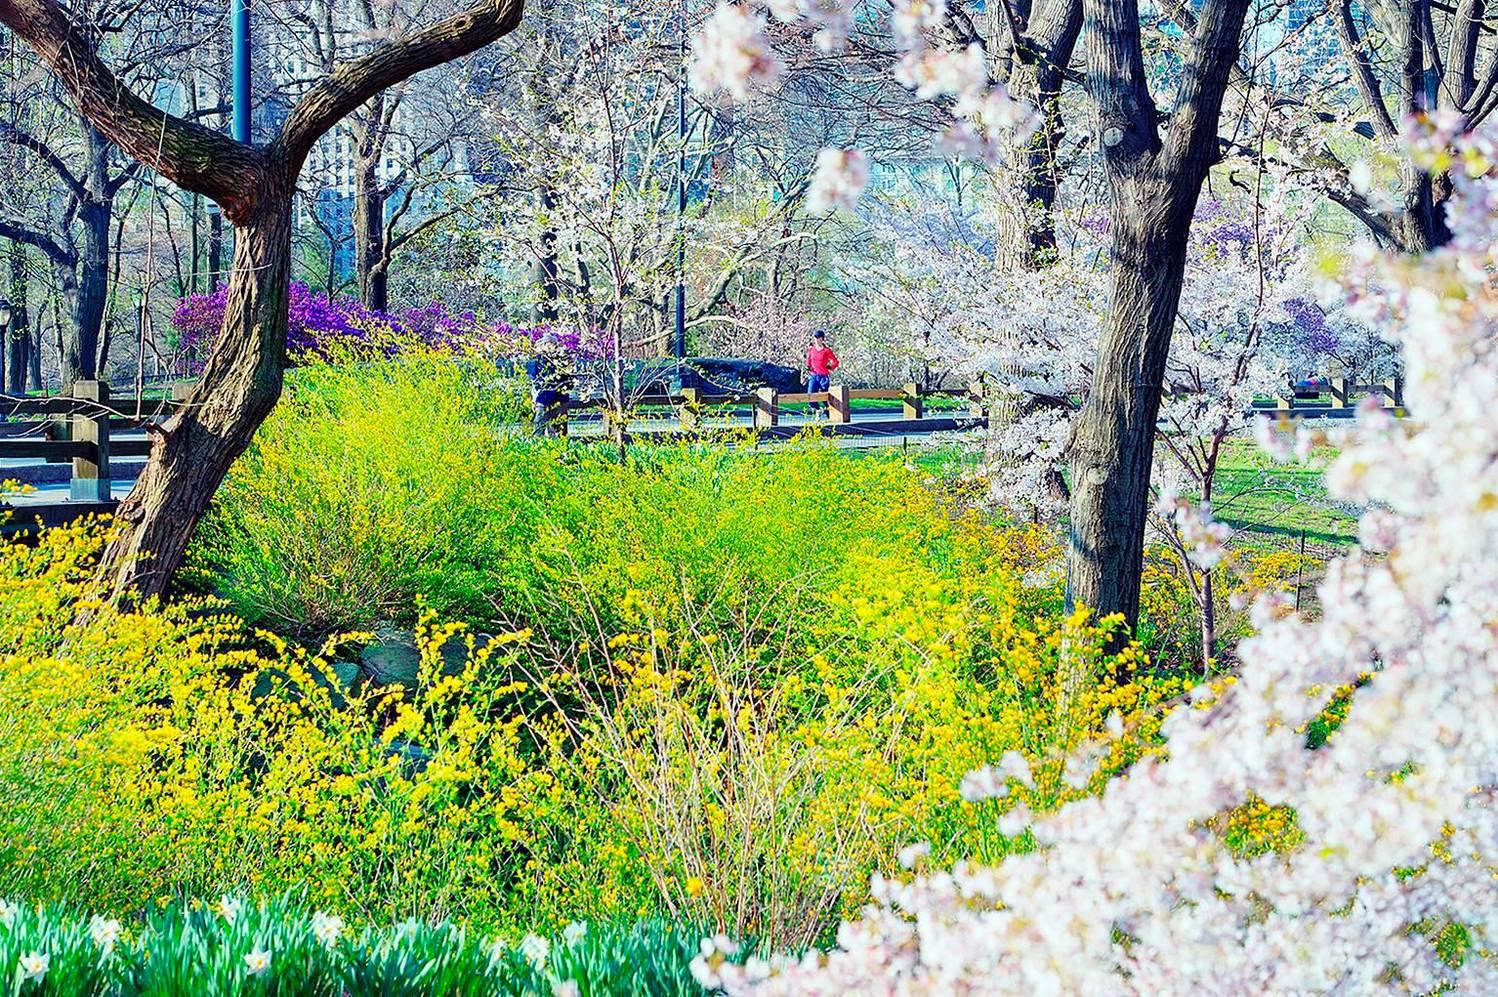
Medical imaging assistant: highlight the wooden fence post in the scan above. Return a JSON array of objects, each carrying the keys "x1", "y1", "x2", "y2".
[
  {"x1": 902, "y1": 382, "x2": 923, "y2": 420},
  {"x1": 968, "y1": 381, "x2": 987, "y2": 421},
  {"x1": 680, "y1": 387, "x2": 701, "y2": 431},
  {"x1": 1383, "y1": 375, "x2": 1404, "y2": 410},
  {"x1": 70, "y1": 380, "x2": 110, "y2": 502},
  {"x1": 828, "y1": 384, "x2": 851, "y2": 424},
  {"x1": 1330, "y1": 377, "x2": 1348, "y2": 409},
  {"x1": 754, "y1": 387, "x2": 779, "y2": 428}
]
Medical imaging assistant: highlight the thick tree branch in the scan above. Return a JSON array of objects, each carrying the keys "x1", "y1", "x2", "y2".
[
  {"x1": 0, "y1": 218, "x2": 73, "y2": 266},
  {"x1": 1402, "y1": 1, "x2": 1429, "y2": 116},
  {"x1": 1161, "y1": 0, "x2": 1251, "y2": 180},
  {"x1": 1325, "y1": 187, "x2": 1399, "y2": 247},
  {"x1": 1337, "y1": 0, "x2": 1400, "y2": 138},
  {"x1": 1026, "y1": 0, "x2": 1082, "y2": 74},
  {"x1": 278, "y1": 0, "x2": 525, "y2": 170},
  {"x1": 0, "y1": 0, "x2": 266, "y2": 217}
]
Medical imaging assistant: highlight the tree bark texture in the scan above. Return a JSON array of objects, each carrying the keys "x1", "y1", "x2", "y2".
[
  {"x1": 59, "y1": 194, "x2": 110, "y2": 384},
  {"x1": 354, "y1": 152, "x2": 390, "y2": 312},
  {"x1": 5, "y1": 240, "x2": 29, "y2": 394},
  {"x1": 100, "y1": 186, "x2": 292, "y2": 600},
  {"x1": 1066, "y1": 0, "x2": 1250, "y2": 634},
  {"x1": 995, "y1": 0, "x2": 1083, "y2": 270}
]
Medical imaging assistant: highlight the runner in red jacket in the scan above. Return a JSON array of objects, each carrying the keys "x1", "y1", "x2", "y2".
[{"x1": 806, "y1": 329, "x2": 839, "y2": 415}]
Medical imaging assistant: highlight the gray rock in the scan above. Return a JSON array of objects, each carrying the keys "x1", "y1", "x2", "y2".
[
  {"x1": 330, "y1": 659, "x2": 362, "y2": 690},
  {"x1": 384, "y1": 737, "x2": 434, "y2": 776},
  {"x1": 358, "y1": 624, "x2": 490, "y2": 689},
  {"x1": 248, "y1": 657, "x2": 358, "y2": 709}
]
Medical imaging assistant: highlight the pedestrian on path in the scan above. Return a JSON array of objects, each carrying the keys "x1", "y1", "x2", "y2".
[
  {"x1": 526, "y1": 350, "x2": 569, "y2": 437},
  {"x1": 805, "y1": 329, "x2": 840, "y2": 416}
]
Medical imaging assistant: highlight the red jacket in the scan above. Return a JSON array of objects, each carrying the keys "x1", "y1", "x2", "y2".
[{"x1": 807, "y1": 343, "x2": 840, "y2": 375}]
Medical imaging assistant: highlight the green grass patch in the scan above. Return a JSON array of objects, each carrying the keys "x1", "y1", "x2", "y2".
[{"x1": 1210, "y1": 439, "x2": 1358, "y2": 543}]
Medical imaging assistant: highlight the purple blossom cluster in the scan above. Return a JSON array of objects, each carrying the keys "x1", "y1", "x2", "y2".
[
  {"x1": 170, "y1": 283, "x2": 605, "y2": 364},
  {"x1": 1281, "y1": 296, "x2": 1341, "y2": 357}
]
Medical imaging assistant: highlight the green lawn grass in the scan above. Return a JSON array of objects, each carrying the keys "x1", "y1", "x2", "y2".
[
  {"x1": 1210, "y1": 440, "x2": 1358, "y2": 544},
  {"x1": 842, "y1": 437, "x2": 1359, "y2": 544}
]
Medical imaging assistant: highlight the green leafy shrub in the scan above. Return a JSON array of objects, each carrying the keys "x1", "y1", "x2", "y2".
[
  {"x1": 188, "y1": 352, "x2": 530, "y2": 638},
  {"x1": 194, "y1": 355, "x2": 1026, "y2": 659}
]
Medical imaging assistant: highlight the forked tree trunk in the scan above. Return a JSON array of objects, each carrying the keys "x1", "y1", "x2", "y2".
[
  {"x1": 1391, "y1": 168, "x2": 1453, "y2": 254},
  {"x1": 1066, "y1": 0, "x2": 1248, "y2": 637},
  {"x1": 96, "y1": 184, "x2": 291, "y2": 601}
]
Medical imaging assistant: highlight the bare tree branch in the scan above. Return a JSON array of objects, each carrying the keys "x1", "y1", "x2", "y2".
[
  {"x1": 0, "y1": 0, "x2": 266, "y2": 216},
  {"x1": 0, "y1": 121, "x2": 87, "y2": 200}
]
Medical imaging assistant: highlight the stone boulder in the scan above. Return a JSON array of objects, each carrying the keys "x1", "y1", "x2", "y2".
[{"x1": 357, "y1": 623, "x2": 489, "y2": 690}]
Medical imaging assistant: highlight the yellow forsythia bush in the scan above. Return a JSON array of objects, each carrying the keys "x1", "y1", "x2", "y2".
[
  {"x1": 500, "y1": 523, "x2": 1184, "y2": 948},
  {"x1": 0, "y1": 517, "x2": 1180, "y2": 944},
  {"x1": 0, "y1": 522, "x2": 551, "y2": 927}
]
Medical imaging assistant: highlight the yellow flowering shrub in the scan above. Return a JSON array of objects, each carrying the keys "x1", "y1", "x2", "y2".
[
  {"x1": 0, "y1": 442, "x2": 1193, "y2": 946},
  {"x1": 0, "y1": 523, "x2": 552, "y2": 927},
  {"x1": 501, "y1": 523, "x2": 1182, "y2": 948}
]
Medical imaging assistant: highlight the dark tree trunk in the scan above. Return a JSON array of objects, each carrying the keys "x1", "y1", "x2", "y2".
[
  {"x1": 189, "y1": 192, "x2": 202, "y2": 293},
  {"x1": 1067, "y1": 201, "x2": 1193, "y2": 629},
  {"x1": 995, "y1": 0, "x2": 1083, "y2": 270},
  {"x1": 1391, "y1": 169, "x2": 1453, "y2": 253},
  {"x1": 354, "y1": 154, "x2": 389, "y2": 312},
  {"x1": 61, "y1": 196, "x2": 110, "y2": 383},
  {"x1": 57, "y1": 124, "x2": 115, "y2": 385},
  {"x1": 1066, "y1": 0, "x2": 1249, "y2": 635},
  {"x1": 207, "y1": 204, "x2": 224, "y2": 287},
  {"x1": 97, "y1": 184, "x2": 292, "y2": 600},
  {"x1": 535, "y1": 186, "x2": 560, "y2": 323},
  {"x1": 5, "y1": 241, "x2": 29, "y2": 394}
]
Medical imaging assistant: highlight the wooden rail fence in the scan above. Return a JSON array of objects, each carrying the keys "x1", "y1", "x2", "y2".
[
  {"x1": 1, "y1": 381, "x2": 187, "y2": 527},
  {"x1": 1272, "y1": 376, "x2": 1405, "y2": 412},
  {"x1": 3, "y1": 379, "x2": 984, "y2": 529},
  {"x1": 547, "y1": 381, "x2": 985, "y2": 434}
]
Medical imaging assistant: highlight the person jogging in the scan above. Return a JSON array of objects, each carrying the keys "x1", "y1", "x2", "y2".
[{"x1": 805, "y1": 329, "x2": 840, "y2": 416}]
